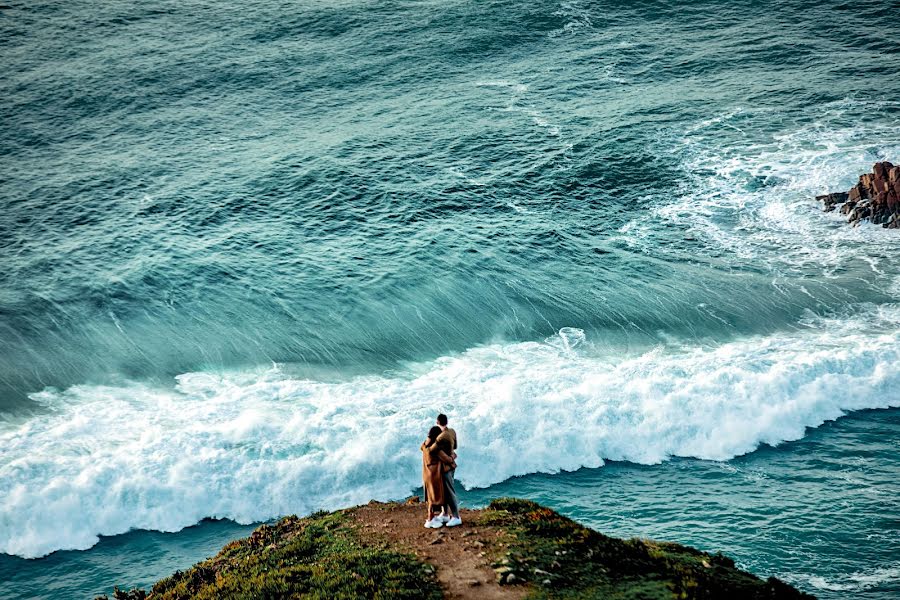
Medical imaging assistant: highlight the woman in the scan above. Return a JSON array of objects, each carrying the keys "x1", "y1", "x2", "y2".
[{"x1": 421, "y1": 426, "x2": 455, "y2": 528}]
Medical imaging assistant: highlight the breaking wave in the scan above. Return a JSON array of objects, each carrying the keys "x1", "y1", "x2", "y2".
[{"x1": 3, "y1": 310, "x2": 900, "y2": 558}]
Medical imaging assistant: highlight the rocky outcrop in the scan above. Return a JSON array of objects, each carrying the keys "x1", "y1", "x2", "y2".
[
  {"x1": 818, "y1": 161, "x2": 900, "y2": 228},
  {"x1": 95, "y1": 498, "x2": 815, "y2": 600}
]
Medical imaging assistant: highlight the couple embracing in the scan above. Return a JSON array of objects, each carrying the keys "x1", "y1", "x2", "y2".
[{"x1": 420, "y1": 413, "x2": 462, "y2": 528}]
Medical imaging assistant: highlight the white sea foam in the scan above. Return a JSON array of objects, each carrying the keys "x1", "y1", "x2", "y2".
[
  {"x1": 2, "y1": 310, "x2": 900, "y2": 558},
  {"x1": 654, "y1": 98, "x2": 900, "y2": 278},
  {"x1": 805, "y1": 563, "x2": 900, "y2": 592}
]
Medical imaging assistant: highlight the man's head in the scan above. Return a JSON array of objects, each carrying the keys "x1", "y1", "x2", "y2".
[{"x1": 436, "y1": 413, "x2": 448, "y2": 429}]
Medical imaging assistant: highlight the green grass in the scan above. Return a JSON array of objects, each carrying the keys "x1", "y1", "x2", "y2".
[
  {"x1": 478, "y1": 498, "x2": 815, "y2": 600},
  {"x1": 95, "y1": 509, "x2": 442, "y2": 600}
]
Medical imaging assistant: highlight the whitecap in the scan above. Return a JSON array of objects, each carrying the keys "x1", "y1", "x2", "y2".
[{"x1": 2, "y1": 310, "x2": 900, "y2": 558}]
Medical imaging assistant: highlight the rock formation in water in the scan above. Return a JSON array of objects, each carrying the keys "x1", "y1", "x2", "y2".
[{"x1": 817, "y1": 161, "x2": 900, "y2": 228}]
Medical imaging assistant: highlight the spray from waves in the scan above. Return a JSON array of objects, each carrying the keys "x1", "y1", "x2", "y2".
[
  {"x1": 2, "y1": 309, "x2": 900, "y2": 558},
  {"x1": 646, "y1": 98, "x2": 900, "y2": 279}
]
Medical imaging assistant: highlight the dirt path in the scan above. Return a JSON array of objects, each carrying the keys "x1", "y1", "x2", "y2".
[{"x1": 353, "y1": 502, "x2": 528, "y2": 600}]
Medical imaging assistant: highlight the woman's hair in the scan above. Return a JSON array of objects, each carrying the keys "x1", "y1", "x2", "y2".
[{"x1": 427, "y1": 426, "x2": 443, "y2": 441}]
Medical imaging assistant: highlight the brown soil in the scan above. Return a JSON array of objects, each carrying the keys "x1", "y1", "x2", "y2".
[{"x1": 352, "y1": 501, "x2": 528, "y2": 600}]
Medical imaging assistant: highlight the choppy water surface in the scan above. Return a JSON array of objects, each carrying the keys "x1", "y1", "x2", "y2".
[
  {"x1": 1, "y1": 0, "x2": 899, "y2": 597},
  {"x1": 466, "y1": 409, "x2": 900, "y2": 600}
]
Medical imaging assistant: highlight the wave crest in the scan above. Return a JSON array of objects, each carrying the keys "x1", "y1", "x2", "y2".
[{"x1": 2, "y1": 311, "x2": 900, "y2": 558}]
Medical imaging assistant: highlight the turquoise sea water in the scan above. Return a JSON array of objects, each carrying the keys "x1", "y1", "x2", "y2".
[
  {"x1": 2, "y1": 409, "x2": 898, "y2": 599},
  {"x1": 1, "y1": 0, "x2": 899, "y2": 597}
]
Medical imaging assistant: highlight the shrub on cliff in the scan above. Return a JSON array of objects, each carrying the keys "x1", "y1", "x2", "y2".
[
  {"x1": 96, "y1": 510, "x2": 441, "y2": 600},
  {"x1": 480, "y1": 497, "x2": 813, "y2": 599}
]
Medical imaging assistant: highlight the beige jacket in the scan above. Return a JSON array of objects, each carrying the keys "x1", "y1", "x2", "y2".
[
  {"x1": 427, "y1": 427, "x2": 457, "y2": 471},
  {"x1": 420, "y1": 441, "x2": 455, "y2": 506}
]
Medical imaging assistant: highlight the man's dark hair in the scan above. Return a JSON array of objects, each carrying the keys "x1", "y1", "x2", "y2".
[{"x1": 437, "y1": 413, "x2": 448, "y2": 426}]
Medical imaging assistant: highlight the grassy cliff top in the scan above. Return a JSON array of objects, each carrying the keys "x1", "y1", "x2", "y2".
[{"x1": 97, "y1": 498, "x2": 814, "y2": 600}]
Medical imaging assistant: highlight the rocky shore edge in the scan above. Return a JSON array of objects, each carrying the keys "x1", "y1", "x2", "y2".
[
  {"x1": 95, "y1": 497, "x2": 814, "y2": 600},
  {"x1": 817, "y1": 161, "x2": 900, "y2": 227}
]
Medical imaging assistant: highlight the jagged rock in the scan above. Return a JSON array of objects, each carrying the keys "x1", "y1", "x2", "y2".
[
  {"x1": 815, "y1": 191, "x2": 848, "y2": 212},
  {"x1": 818, "y1": 161, "x2": 900, "y2": 228}
]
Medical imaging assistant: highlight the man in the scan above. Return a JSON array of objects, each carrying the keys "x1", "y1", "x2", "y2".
[{"x1": 434, "y1": 413, "x2": 461, "y2": 527}]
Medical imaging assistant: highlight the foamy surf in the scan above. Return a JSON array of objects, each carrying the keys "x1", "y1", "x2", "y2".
[
  {"x1": 806, "y1": 564, "x2": 900, "y2": 593},
  {"x1": 2, "y1": 310, "x2": 899, "y2": 558},
  {"x1": 656, "y1": 98, "x2": 900, "y2": 274}
]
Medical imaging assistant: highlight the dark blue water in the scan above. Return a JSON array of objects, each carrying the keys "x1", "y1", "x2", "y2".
[{"x1": 2, "y1": 0, "x2": 899, "y2": 597}]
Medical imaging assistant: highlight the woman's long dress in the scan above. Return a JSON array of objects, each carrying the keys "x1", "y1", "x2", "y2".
[{"x1": 421, "y1": 444, "x2": 444, "y2": 508}]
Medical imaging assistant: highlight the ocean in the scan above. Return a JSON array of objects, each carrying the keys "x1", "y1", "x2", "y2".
[{"x1": 1, "y1": 0, "x2": 898, "y2": 597}]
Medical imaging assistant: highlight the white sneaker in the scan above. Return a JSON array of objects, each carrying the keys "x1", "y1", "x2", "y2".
[
  {"x1": 446, "y1": 517, "x2": 462, "y2": 527},
  {"x1": 437, "y1": 515, "x2": 450, "y2": 523},
  {"x1": 424, "y1": 518, "x2": 444, "y2": 528}
]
